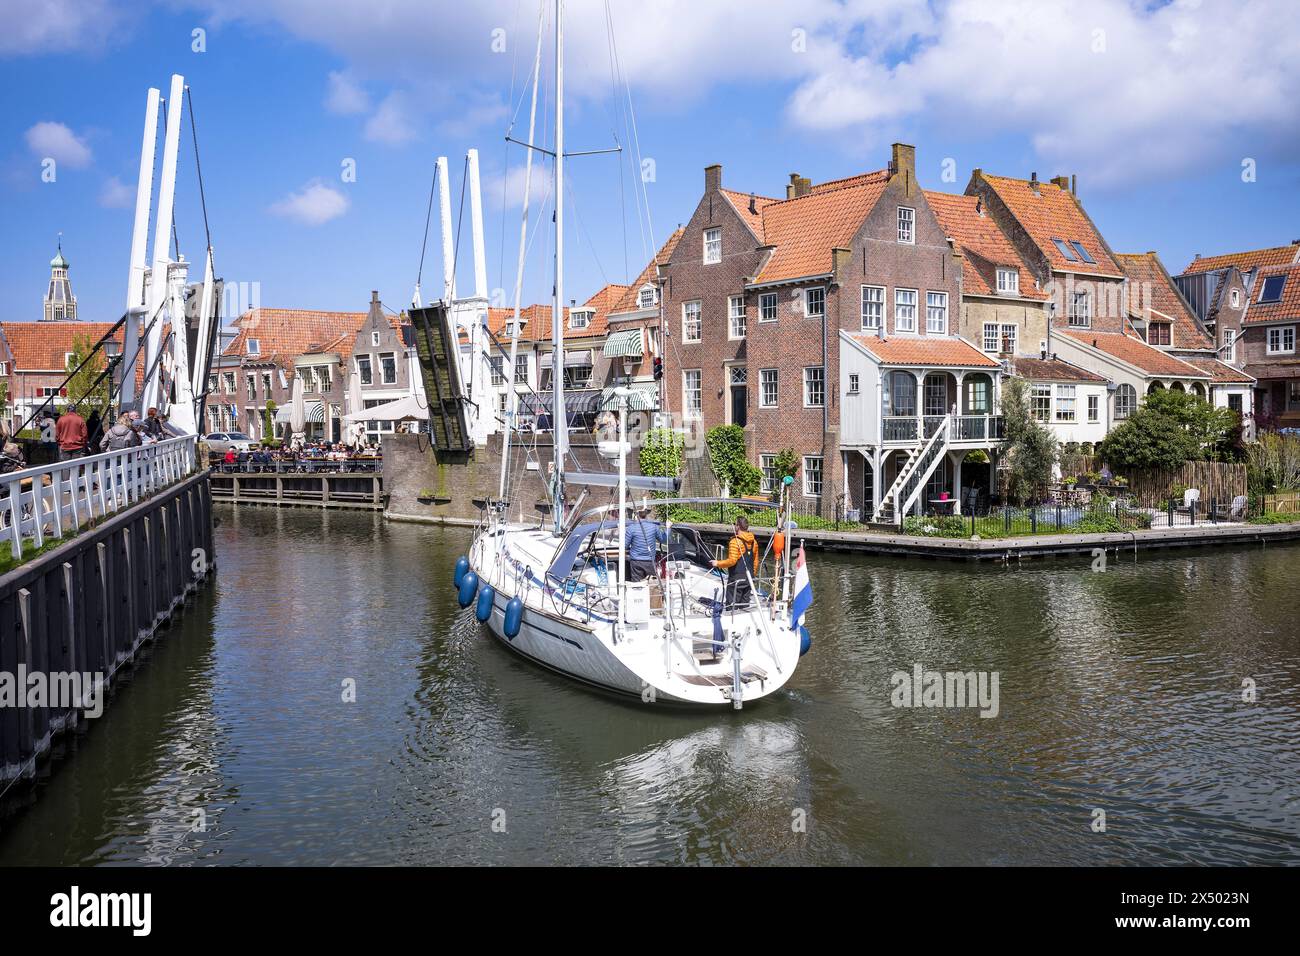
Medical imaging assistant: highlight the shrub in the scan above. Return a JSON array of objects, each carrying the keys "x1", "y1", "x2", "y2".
[
  {"x1": 705, "y1": 424, "x2": 763, "y2": 497},
  {"x1": 1001, "y1": 378, "x2": 1058, "y2": 504},
  {"x1": 639, "y1": 427, "x2": 685, "y2": 478},
  {"x1": 1246, "y1": 431, "x2": 1300, "y2": 494}
]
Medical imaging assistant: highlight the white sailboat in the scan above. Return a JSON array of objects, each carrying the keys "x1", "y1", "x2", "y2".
[{"x1": 455, "y1": 0, "x2": 811, "y2": 708}]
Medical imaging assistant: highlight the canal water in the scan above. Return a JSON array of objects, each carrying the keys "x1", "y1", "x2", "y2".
[{"x1": 1, "y1": 505, "x2": 1297, "y2": 865}]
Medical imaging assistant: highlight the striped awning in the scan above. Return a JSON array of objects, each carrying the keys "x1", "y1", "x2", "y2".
[
  {"x1": 599, "y1": 382, "x2": 658, "y2": 411},
  {"x1": 602, "y1": 328, "x2": 644, "y2": 358},
  {"x1": 273, "y1": 402, "x2": 324, "y2": 424}
]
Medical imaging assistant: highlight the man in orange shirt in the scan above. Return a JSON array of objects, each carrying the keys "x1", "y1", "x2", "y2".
[
  {"x1": 712, "y1": 515, "x2": 760, "y2": 607},
  {"x1": 55, "y1": 407, "x2": 88, "y2": 460}
]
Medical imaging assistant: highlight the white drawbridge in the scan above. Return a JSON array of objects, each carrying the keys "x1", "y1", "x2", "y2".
[{"x1": 118, "y1": 73, "x2": 221, "y2": 437}]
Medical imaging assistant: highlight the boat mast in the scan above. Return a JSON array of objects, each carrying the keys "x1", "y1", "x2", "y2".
[
  {"x1": 498, "y1": 2, "x2": 545, "y2": 503},
  {"x1": 550, "y1": 0, "x2": 567, "y2": 534}
]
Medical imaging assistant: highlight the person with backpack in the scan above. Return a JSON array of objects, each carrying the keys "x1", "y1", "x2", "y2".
[
  {"x1": 712, "y1": 515, "x2": 760, "y2": 608},
  {"x1": 101, "y1": 414, "x2": 142, "y2": 451}
]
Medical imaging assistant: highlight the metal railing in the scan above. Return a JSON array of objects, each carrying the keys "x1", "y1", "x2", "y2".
[{"x1": 1, "y1": 435, "x2": 199, "y2": 561}]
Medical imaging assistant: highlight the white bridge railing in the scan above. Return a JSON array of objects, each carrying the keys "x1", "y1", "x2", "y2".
[{"x1": 1, "y1": 435, "x2": 199, "y2": 562}]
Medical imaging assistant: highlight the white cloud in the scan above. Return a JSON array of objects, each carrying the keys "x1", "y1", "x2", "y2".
[
  {"x1": 364, "y1": 92, "x2": 418, "y2": 145},
  {"x1": 0, "y1": 0, "x2": 126, "y2": 55},
  {"x1": 24, "y1": 121, "x2": 93, "y2": 168},
  {"x1": 190, "y1": 0, "x2": 1300, "y2": 185},
  {"x1": 269, "y1": 179, "x2": 349, "y2": 225},
  {"x1": 99, "y1": 175, "x2": 134, "y2": 208},
  {"x1": 325, "y1": 70, "x2": 370, "y2": 115},
  {"x1": 487, "y1": 162, "x2": 549, "y2": 211}
]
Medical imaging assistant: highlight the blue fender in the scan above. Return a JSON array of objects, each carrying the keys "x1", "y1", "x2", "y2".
[
  {"x1": 799, "y1": 625, "x2": 812, "y2": 657},
  {"x1": 457, "y1": 570, "x2": 479, "y2": 608},
  {"x1": 503, "y1": 597, "x2": 524, "y2": 639},
  {"x1": 475, "y1": 584, "x2": 496, "y2": 622},
  {"x1": 453, "y1": 556, "x2": 470, "y2": 590}
]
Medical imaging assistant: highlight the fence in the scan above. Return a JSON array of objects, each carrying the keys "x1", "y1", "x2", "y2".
[
  {"x1": 662, "y1": 481, "x2": 868, "y2": 533},
  {"x1": 903, "y1": 491, "x2": 1256, "y2": 539},
  {"x1": 1127, "y1": 461, "x2": 1247, "y2": 504},
  {"x1": 1, "y1": 436, "x2": 199, "y2": 562}
]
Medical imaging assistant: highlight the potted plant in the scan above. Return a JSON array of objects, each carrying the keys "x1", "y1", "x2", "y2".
[{"x1": 416, "y1": 488, "x2": 449, "y2": 504}]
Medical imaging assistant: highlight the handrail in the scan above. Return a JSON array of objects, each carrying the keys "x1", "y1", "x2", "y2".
[{"x1": 0, "y1": 435, "x2": 198, "y2": 560}]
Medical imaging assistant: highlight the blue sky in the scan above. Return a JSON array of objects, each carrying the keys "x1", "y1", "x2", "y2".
[{"x1": 2, "y1": 0, "x2": 1298, "y2": 328}]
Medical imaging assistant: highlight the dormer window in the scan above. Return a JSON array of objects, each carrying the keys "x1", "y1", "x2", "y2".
[
  {"x1": 246, "y1": 338, "x2": 260, "y2": 356},
  {"x1": 897, "y1": 207, "x2": 915, "y2": 244},
  {"x1": 996, "y1": 268, "x2": 1019, "y2": 295},
  {"x1": 1148, "y1": 322, "x2": 1171, "y2": 346},
  {"x1": 569, "y1": 309, "x2": 592, "y2": 330},
  {"x1": 637, "y1": 285, "x2": 657, "y2": 309}
]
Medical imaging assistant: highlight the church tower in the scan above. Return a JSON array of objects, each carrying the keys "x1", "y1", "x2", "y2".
[{"x1": 43, "y1": 235, "x2": 78, "y2": 321}]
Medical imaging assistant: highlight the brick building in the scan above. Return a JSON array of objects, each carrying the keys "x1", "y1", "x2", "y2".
[
  {"x1": 660, "y1": 144, "x2": 1009, "y2": 518},
  {"x1": 1176, "y1": 242, "x2": 1300, "y2": 429}
]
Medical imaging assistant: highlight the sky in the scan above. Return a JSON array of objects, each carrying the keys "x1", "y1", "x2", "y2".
[{"x1": 2, "y1": 0, "x2": 1298, "y2": 330}]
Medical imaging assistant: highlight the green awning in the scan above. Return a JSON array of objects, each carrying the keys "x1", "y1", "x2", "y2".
[
  {"x1": 602, "y1": 328, "x2": 644, "y2": 358},
  {"x1": 600, "y1": 382, "x2": 658, "y2": 411}
]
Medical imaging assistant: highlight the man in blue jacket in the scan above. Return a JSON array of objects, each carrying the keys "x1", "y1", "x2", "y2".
[{"x1": 624, "y1": 506, "x2": 666, "y2": 581}]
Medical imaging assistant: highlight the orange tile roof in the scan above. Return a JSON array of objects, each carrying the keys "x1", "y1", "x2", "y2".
[
  {"x1": 1243, "y1": 262, "x2": 1300, "y2": 325},
  {"x1": 224, "y1": 308, "x2": 372, "y2": 365},
  {"x1": 611, "y1": 228, "x2": 685, "y2": 314},
  {"x1": 719, "y1": 189, "x2": 778, "y2": 239},
  {"x1": 1182, "y1": 243, "x2": 1300, "y2": 276},
  {"x1": 845, "y1": 332, "x2": 1000, "y2": 368},
  {"x1": 1010, "y1": 356, "x2": 1107, "y2": 383},
  {"x1": 1060, "y1": 329, "x2": 1207, "y2": 378},
  {"x1": 754, "y1": 174, "x2": 889, "y2": 284},
  {"x1": 1177, "y1": 356, "x2": 1254, "y2": 384},
  {"x1": 0, "y1": 321, "x2": 125, "y2": 372},
  {"x1": 979, "y1": 174, "x2": 1123, "y2": 278},
  {"x1": 1114, "y1": 252, "x2": 1213, "y2": 349},
  {"x1": 925, "y1": 190, "x2": 1048, "y2": 300}
]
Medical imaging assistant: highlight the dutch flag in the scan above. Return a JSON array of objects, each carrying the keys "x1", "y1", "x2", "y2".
[{"x1": 790, "y1": 547, "x2": 813, "y2": 633}]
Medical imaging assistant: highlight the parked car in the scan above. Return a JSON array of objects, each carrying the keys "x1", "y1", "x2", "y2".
[{"x1": 205, "y1": 431, "x2": 255, "y2": 455}]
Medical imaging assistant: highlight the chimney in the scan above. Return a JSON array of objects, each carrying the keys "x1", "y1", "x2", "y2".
[
  {"x1": 891, "y1": 143, "x2": 916, "y2": 197},
  {"x1": 1030, "y1": 171, "x2": 1039, "y2": 195},
  {"x1": 1050, "y1": 175, "x2": 1070, "y2": 191},
  {"x1": 1071, "y1": 174, "x2": 1077, "y2": 195},
  {"x1": 749, "y1": 193, "x2": 757, "y2": 215},
  {"x1": 704, "y1": 164, "x2": 722, "y2": 192},
  {"x1": 787, "y1": 173, "x2": 812, "y2": 199}
]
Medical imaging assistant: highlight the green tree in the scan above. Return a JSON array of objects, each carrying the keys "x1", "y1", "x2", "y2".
[
  {"x1": 705, "y1": 424, "x2": 763, "y2": 497},
  {"x1": 1142, "y1": 389, "x2": 1241, "y2": 461},
  {"x1": 1000, "y1": 377, "x2": 1058, "y2": 504},
  {"x1": 262, "y1": 400, "x2": 278, "y2": 445},
  {"x1": 1099, "y1": 403, "x2": 1197, "y2": 471},
  {"x1": 65, "y1": 335, "x2": 111, "y2": 417}
]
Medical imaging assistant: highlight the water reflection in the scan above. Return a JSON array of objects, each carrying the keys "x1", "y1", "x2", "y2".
[{"x1": 0, "y1": 506, "x2": 1296, "y2": 865}]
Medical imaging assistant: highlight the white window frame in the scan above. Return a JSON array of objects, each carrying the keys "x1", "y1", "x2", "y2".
[
  {"x1": 681, "y1": 301, "x2": 702, "y2": 343},
  {"x1": 379, "y1": 351, "x2": 397, "y2": 385},
  {"x1": 1267, "y1": 325, "x2": 1295, "y2": 355},
  {"x1": 1114, "y1": 384, "x2": 1137, "y2": 420},
  {"x1": 682, "y1": 369, "x2": 702, "y2": 420},
  {"x1": 637, "y1": 285, "x2": 657, "y2": 309},
  {"x1": 1054, "y1": 384, "x2": 1077, "y2": 422},
  {"x1": 759, "y1": 368, "x2": 779, "y2": 408},
  {"x1": 1068, "y1": 291, "x2": 1092, "y2": 328},
  {"x1": 802, "y1": 455, "x2": 823, "y2": 498},
  {"x1": 861, "y1": 285, "x2": 884, "y2": 330},
  {"x1": 569, "y1": 309, "x2": 591, "y2": 331},
  {"x1": 246, "y1": 338, "x2": 260, "y2": 356},
  {"x1": 728, "y1": 295, "x2": 747, "y2": 340},
  {"x1": 1030, "y1": 383, "x2": 1052, "y2": 421},
  {"x1": 759, "y1": 292, "x2": 778, "y2": 322},
  {"x1": 1223, "y1": 328, "x2": 1236, "y2": 362},
  {"x1": 925, "y1": 291, "x2": 948, "y2": 334},
  {"x1": 897, "y1": 206, "x2": 915, "y2": 244},
  {"x1": 804, "y1": 286, "x2": 826, "y2": 319},
  {"x1": 895, "y1": 288, "x2": 918, "y2": 333},
  {"x1": 703, "y1": 227, "x2": 721, "y2": 265},
  {"x1": 803, "y1": 366, "x2": 825, "y2": 408},
  {"x1": 848, "y1": 373, "x2": 860, "y2": 395},
  {"x1": 996, "y1": 268, "x2": 1019, "y2": 295},
  {"x1": 760, "y1": 454, "x2": 778, "y2": 494},
  {"x1": 514, "y1": 354, "x2": 529, "y2": 385},
  {"x1": 1230, "y1": 288, "x2": 1240, "y2": 308},
  {"x1": 489, "y1": 355, "x2": 506, "y2": 387},
  {"x1": 1087, "y1": 393, "x2": 1100, "y2": 423},
  {"x1": 371, "y1": 331, "x2": 381, "y2": 347}
]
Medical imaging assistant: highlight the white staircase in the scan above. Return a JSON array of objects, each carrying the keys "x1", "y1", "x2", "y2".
[{"x1": 874, "y1": 414, "x2": 952, "y2": 526}]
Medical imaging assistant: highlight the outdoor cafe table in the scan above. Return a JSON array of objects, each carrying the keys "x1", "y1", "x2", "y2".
[
  {"x1": 214, "y1": 458, "x2": 380, "y2": 474},
  {"x1": 928, "y1": 498, "x2": 956, "y2": 515}
]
